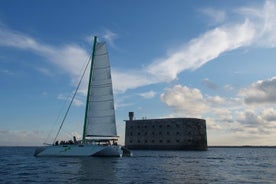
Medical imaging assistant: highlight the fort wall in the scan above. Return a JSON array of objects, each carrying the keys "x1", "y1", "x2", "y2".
[{"x1": 125, "y1": 117, "x2": 208, "y2": 150}]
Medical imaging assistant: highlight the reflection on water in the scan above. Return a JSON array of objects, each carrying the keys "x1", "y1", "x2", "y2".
[{"x1": 78, "y1": 157, "x2": 119, "y2": 183}]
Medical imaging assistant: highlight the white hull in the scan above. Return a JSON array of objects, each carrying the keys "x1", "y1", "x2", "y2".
[{"x1": 34, "y1": 144, "x2": 122, "y2": 157}]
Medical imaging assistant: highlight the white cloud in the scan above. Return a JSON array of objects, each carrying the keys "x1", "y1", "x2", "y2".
[
  {"x1": 237, "y1": 0, "x2": 276, "y2": 48},
  {"x1": 236, "y1": 110, "x2": 262, "y2": 127},
  {"x1": 160, "y1": 82, "x2": 276, "y2": 142},
  {"x1": 224, "y1": 84, "x2": 234, "y2": 91},
  {"x1": 205, "y1": 118, "x2": 223, "y2": 130},
  {"x1": 235, "y1": 108, "x2": 276, "y2": 135},
  {"x1": 200, "y1": 8, "x2": 227, "y2": 24},
  {"x1": 239, "y1": 76, "x2": 276, "y2": 105},
  {"x1": 140, "y1": 0, "x2": 276, "y2": 90},
  {"x1": 102, "y1": 29, "x2": 118, "y2": 48},
  {"x1": 206, "y1": 96, "x2": 225, "y2": 106},
  {"x1": 57, "y1": 93, "x2": 84, "y2": 106},
  {"x1": 261, "y1": 108, "x2": 276, "y2": 121},
  {"x1": 160, "y1": 84, "x2": 238, "y2": 119},
  {"x1": 1, "y1": 1, "x2": 276, "y2": 95},
  {"x1": 0, "y1": 25, "x2": 90, "y2": 79},
  {"x1": 146, "y1": 19, "x2": 255, "y2": 81},
  {"x1": 161, "y1": 85, "x2": 207, "y2": 117},
  {"x1": 35, "y1": 67, "x2": 55, "y2": 77},
  {"x1": 86, "y1": 29, "x2": 118, "y2": 48},
  {"x1": 112, "y1": 69, "x2": 157, "y2": 93},
  {"x1": 137, "y1": 90, "x2": 156, "y2": 99}
]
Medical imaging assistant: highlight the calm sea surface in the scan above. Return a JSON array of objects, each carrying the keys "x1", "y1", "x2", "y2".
[{"x1": 0, "y1": 147, "x2": 275, "y2": 184}]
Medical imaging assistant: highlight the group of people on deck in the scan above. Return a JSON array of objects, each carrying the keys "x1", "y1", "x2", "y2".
[
  {"x1": 54, "y1": 136, "x2": 118, "y2": 146},
  {"x1": 54, "y1": 136, "x2": 78, "y2": 145}
]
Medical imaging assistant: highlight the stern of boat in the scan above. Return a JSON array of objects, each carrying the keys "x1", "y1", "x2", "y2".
[{"x1": 93, "y1": 145, "x2": 122, "y2": 157}]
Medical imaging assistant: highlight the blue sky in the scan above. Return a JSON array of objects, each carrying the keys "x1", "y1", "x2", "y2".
[{"x1": 1, "y1": 0, "x2": 276, "y2": 146}]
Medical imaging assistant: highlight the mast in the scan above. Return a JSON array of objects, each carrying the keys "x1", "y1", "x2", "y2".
[{"x1": 82, "y1": 36, "x2": 97, "y2": 143}]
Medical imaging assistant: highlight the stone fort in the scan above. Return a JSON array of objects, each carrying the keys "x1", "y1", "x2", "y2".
[{"x1": 125, "y1": 112, "x2": 208, "y2": 150}]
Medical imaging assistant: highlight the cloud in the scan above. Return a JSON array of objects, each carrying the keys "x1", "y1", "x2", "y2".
[
  {"x1": 0, "y1": 25, "x2": 90, "y2": 79},
  {"x1": 57, "y1": 93, "x2": 84, "y2": 106},
  {"x1": 137, "y1": 90, "x2": 156, "y2": 99},
  {"x1": 143, "y1": 0, "x2": 276, "y2": 89},
  {"x1": 112, "y1": 69, "x2": 157, "y2": 93},
  {"x1": 239, "y1": 76, "x2": 276, "y2": 105},
  {"x1": 224, "y1": 84, "x2": 235, "y2": 91},
  {"x1": 200, "y1": 8, "x2": 227, "y2": 24},
  {"x1": 160, "y1": 84, "x2": 237, "y2": 122},
  {"x1": 237, "y1": 0, "x2": 276, "y2": 48},
  {"x1": 235, "y1": 108, "x2": 276, "y2": 135},
  {"x1": 236, "y1": 110, "x2": 262, "y2": 127},
  {"x1": 205, "y1": 118, "x2": 223, "y2": 130},
  {"x1": 202, "y1": 78, "x2": 218, "y2": 90},
  {"x1": 85, "y1": 29, "x2": 118, "y2": 49},
  {"x1": 1, "y1": 1, "x2": 276, "y2": 94},
  {"x1": 35, "y1": 67, "x2": 55, "y2": 77},
  {"x1": 102, "y1": 29, "x2": 118, "y2": 48},
  {"x1": 160, "y1": 82, "x2": 276, "y2": 138},
  {"x1": 146, "y1": 19, "x2": 255, "y2": 81},
  {"x1": 261, "y1": 108, "x2": 276, "y2": 121},
  {"x1": 0, "y1": 129, "x2": 46, "y2": 146},
  {"x1": 161, "y1": 85, "x2": 207, "y2": 117},
  {"x1": 206, "y1": 96, "x2": 225, "y2": 105}
]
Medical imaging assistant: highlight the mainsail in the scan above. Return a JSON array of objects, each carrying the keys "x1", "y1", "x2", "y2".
[{"x1": 83, "y1": 39, "x2": 117, "y2": 139}]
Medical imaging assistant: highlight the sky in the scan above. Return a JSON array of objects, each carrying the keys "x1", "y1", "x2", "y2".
[{"x1": 0, "y1": 0, "x2": 276, "y2": 146}]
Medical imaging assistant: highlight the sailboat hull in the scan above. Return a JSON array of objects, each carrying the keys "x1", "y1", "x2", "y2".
[{"x1": 34, "y1": 144, "x2": 122, "y2": 157}]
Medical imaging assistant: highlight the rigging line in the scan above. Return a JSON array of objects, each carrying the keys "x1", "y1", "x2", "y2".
[
  {"x1": 44, "y1": 55, "x2": 91, "y2": 144},
  {"x1": 52, "y1": 55, "x2": 92, "y2": 144}
]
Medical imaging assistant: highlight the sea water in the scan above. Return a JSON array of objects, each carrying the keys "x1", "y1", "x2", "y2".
[{"x1": 0, "y1": 147, "x2": 275, "y2": 183}]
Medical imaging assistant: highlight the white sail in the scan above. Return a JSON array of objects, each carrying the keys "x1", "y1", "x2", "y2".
[{"x1": 85, "y1": 42, "x2": 117, "y2": 138}]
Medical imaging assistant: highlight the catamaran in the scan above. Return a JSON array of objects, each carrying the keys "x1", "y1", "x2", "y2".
[{"x1": 34, "y1": 36, "x2": 130, "y2": 157}]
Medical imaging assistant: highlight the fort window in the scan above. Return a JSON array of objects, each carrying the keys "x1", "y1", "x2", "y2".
[
  {"x1": 144, "y1": 132, "x2": 148, "y2": 135},
  {"x1": 152, "y1": 132, "x2": 155, "y2": 135},
  {"x1": 167, "y1": 140, "x2": 170, "y2": 143},
  {"x1": 152, "y1": 125, "x2": 155, "y2": 128},
  {"x1": 176, "y1": 132, "x2": 180, "y2": 135},
  {"x1": 130, "y1": 140, "x2": 133, "y2": 143},
  {"x1": 152, "y1": 140, "x2": 155, "y2": 143},
  {"x1": 137, "y1": 126, "x2": 140, "y2": 128},
  {"x1": 159, "y1": 140, "x2": 163, "y2": 143},
  {"x1": 130, "y1": 132, "x2": 133, "y2": 136},
  {"x1": 159, "y1": 125, "x2": 162, "y2": 128},
  {"x1": 176, "y1": 140, "x2": 180, "y2": 143},
  {"x1": 137, "y1": 132, "x2": 141, "y2": 135},
  {"x1": 167, "y1": 132, "x2": 170, "y2": 135},
  {"x1": 144, "y1": 126, "x2": 147, "y2": 128},
  {"x1": 137, "y1": 140, "x2": 141, "y2": 143},
  {"x1": 159, "y1": 132, "x2": 162, "y2": 135},
  {"x1": 145, "y1": 140, "x2": 148, "y2": 143},
  {"x1": 167, "y1": 125, "x2": 170, "y2": 128}
]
